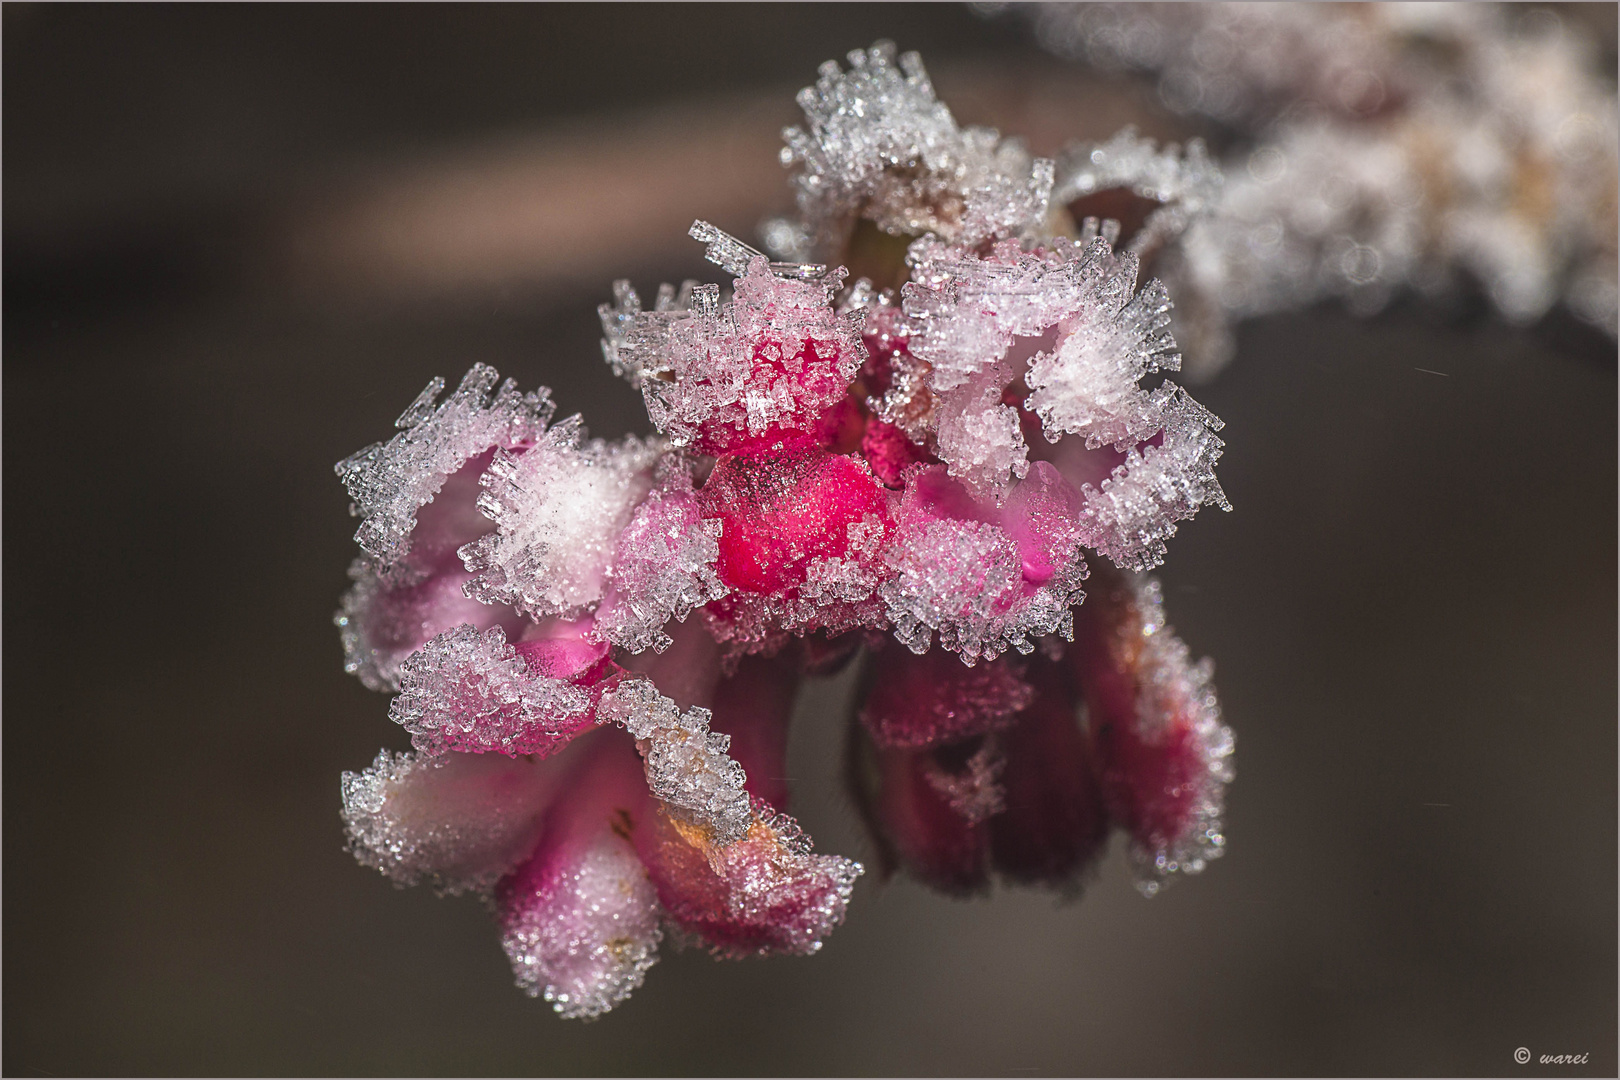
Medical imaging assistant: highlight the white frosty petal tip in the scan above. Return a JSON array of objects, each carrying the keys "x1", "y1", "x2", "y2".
[{"x1": 335, "y1": 364, "x2": 555, "y2": 577}]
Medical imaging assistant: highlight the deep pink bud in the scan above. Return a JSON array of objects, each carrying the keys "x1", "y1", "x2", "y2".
[
  {"x1": 848, "y1": 717, "x2": 993, "y2": 895},
  {"x1": 987, "y1": 655, "x2": 1109, "y2": 887},
  {"x1": 699, "y1": 448, "x2": 890, "y2": 595},
  {"x1": 858, "y1": 642, "x2": 1033, "y2": 748},
  {"x1": 1070, "y1": 565, "x2": 1233, "y2": 892}
]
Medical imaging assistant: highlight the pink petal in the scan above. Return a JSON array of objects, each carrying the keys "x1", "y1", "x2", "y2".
[
  {"x1": 341, "y1": 748, "x2": 565, "y2": 895},
  {"x1": 495, "y1": 732, "x2": 664, "y2": 1018},
  {"x1": 390, "y1": 625, "x2": 596, "y2": 757},
  {"x1": 634, "y1": 797, "x2": 861, "y2": 959}
]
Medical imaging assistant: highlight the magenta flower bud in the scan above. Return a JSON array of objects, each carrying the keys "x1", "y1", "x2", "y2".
[
  {"x1": 986, "y1": 655, "x2": 1109, "y2": 888},
  {"x1": 858, "y1": 641, "x2": 1033, "y2": 749},
  {"x1": 850, "y1": 734, "x2": 993, "y2": 896},
  {"x1": 1071, "y1": 565, "x2": 1233, "y2": 895}
]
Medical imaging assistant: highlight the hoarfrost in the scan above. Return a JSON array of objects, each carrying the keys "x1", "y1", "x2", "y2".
[
  {"x1": 780, "y1": 41, "x2": 1054, "y2": 253},
  {"x1": 335, "y1": 365, "x2": 554, "y2": 578},
  {"x1": 459, "y1": 419, "x2": 661, "y2": 617},
  {"x1": 593, "y1": 464, "x2": 729, "y2": 655},
  {"x1": 599, "y1": 253, "x2": 863, "y2": 452},
  {"x1": 1075, "y1": 387, "x2": 1231, "y2": 572},
  {"x1": 881, "y1": 517, "x2": 1078, "y2": 665},
  {"x1": 597, "y1": 680, "x2": 754, "y2": 845},
  {"x1": 389, "y1": 625, "x2": 594, "y2": 757},
  {"x1": 340, "y1": 749, "x2": 560, "y2": 895},
  {"x1": 1052, "y1": 127, "x2": 1223, "y2": 255},
  {"x1": 1024, "y1": 275, "x2": 1181, "y2": 450}
]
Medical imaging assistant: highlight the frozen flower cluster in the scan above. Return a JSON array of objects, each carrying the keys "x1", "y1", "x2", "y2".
[
  {"x1": 1012, "y1": 1, "x2": 1619, "y2": 375},
  {"x1": 335, "y1": 42, "x2": 1233, "y2": 1019}
]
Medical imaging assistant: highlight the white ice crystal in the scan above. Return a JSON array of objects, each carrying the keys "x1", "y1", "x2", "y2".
[
  {"x1": 501, "y1": 834, "x2": 664, "y2": 1020},
  {"x1": 599, "y1": 248, "x2": 863, "y2": 450},
  {"x1": 341, "y1": 749, "x2": 561, "y2": 895},
  {"x1": 1126, "y1": 577, "x2": 1234, "y2": 896},
  {"x1": 881, "y1": 516, "x2": 1083, "y2": 665},
  {"x1": 596, "y1": 680, "x2": 753, "y2": 845},
  {"x1": 1075, "y1": 387, "x2": 1230, "y2": 573},
  {"x1": 592, "y1": 464, "x2": 729, "y2": 654},
  {"x1": 1052, "y1": 127, "x2": 1223, "y2": 257},
  {"x1": 458, "y1": 418, "x2": 661, "y2": 618},
  {"x1": 1024, "y1": 277, "x2": 1181, "y2": 452},
  {"x1": 778, "y1": 40, "x2": 1055, "y2": 255},
  {"x1": 388, "y1": 624, "x2": 592, "y2": 756},
  {"x1": 336, "y1": 364, "x2": 554, "y2": 578},
  {"x1": 904, "y1": 232, "x2": 1191, "y2": 500}
]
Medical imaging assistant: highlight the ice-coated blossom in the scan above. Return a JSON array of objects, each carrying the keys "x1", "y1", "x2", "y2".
[{"x1": 334, "y1": 41, "x2": 1237, "y2": 1019}]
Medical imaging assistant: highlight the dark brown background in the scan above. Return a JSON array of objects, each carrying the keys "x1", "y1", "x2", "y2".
[{"x1": 5, "y1": 4, "x2": 1615, "y2": 1076}]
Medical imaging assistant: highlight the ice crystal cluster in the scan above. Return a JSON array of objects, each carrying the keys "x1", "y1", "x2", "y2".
[
  {"x1": 1013, "y1": 1, "x2": 1619, "y2": 374},
  {"x1": 334, "y1": 42, "x2": 1235, "y2": 1019}
]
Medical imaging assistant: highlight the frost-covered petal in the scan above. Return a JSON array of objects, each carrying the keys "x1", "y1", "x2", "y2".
[
  {"x1": 495, "y1": 733, "x2": 663, "y2": 1019},
  {"x1": 699, "y1": 448, "x2": 891, "y2": 597},
  {"x1": 1052, "y1": 127, "x2": 1223, "y2": 258},
  {"x1": 388, "y1": 625, "x2": 596, "y2": 757},
  {"x1": 1024, "y1": 277, "x2": 1182, "y2": 451},
  {"x1": 634, "y1": 797, "x2": 862, "y2": 959},
  {"x1": 1073, "y1": 387, "x2": 1231, "y2": 573},
  {"x1": 335, "y1": 558, "x2": 527, "y2": 693},
  {"x1": 458, "y1": 420, "x2": 661, "y2": 617},
  {"x1": 335, "y1": 365, "x2": 554, "y2": 577},
  {"x1": 341, "y1": 749, "x2": 563, "y2": 895},
  {"x1": 335, "y1": 454, "x2": 531, "y2": 691},
  {"x1": 592, "y1": 462, "x2": 728, "y2": 655},
  {"x1": 880, "y1": 465, "x2": 1085, "y2": 664}
]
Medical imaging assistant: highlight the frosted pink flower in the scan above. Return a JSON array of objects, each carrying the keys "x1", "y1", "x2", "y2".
[{"x1": 335, "y1": 41, "x2": 1234, "y2": 1018}]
